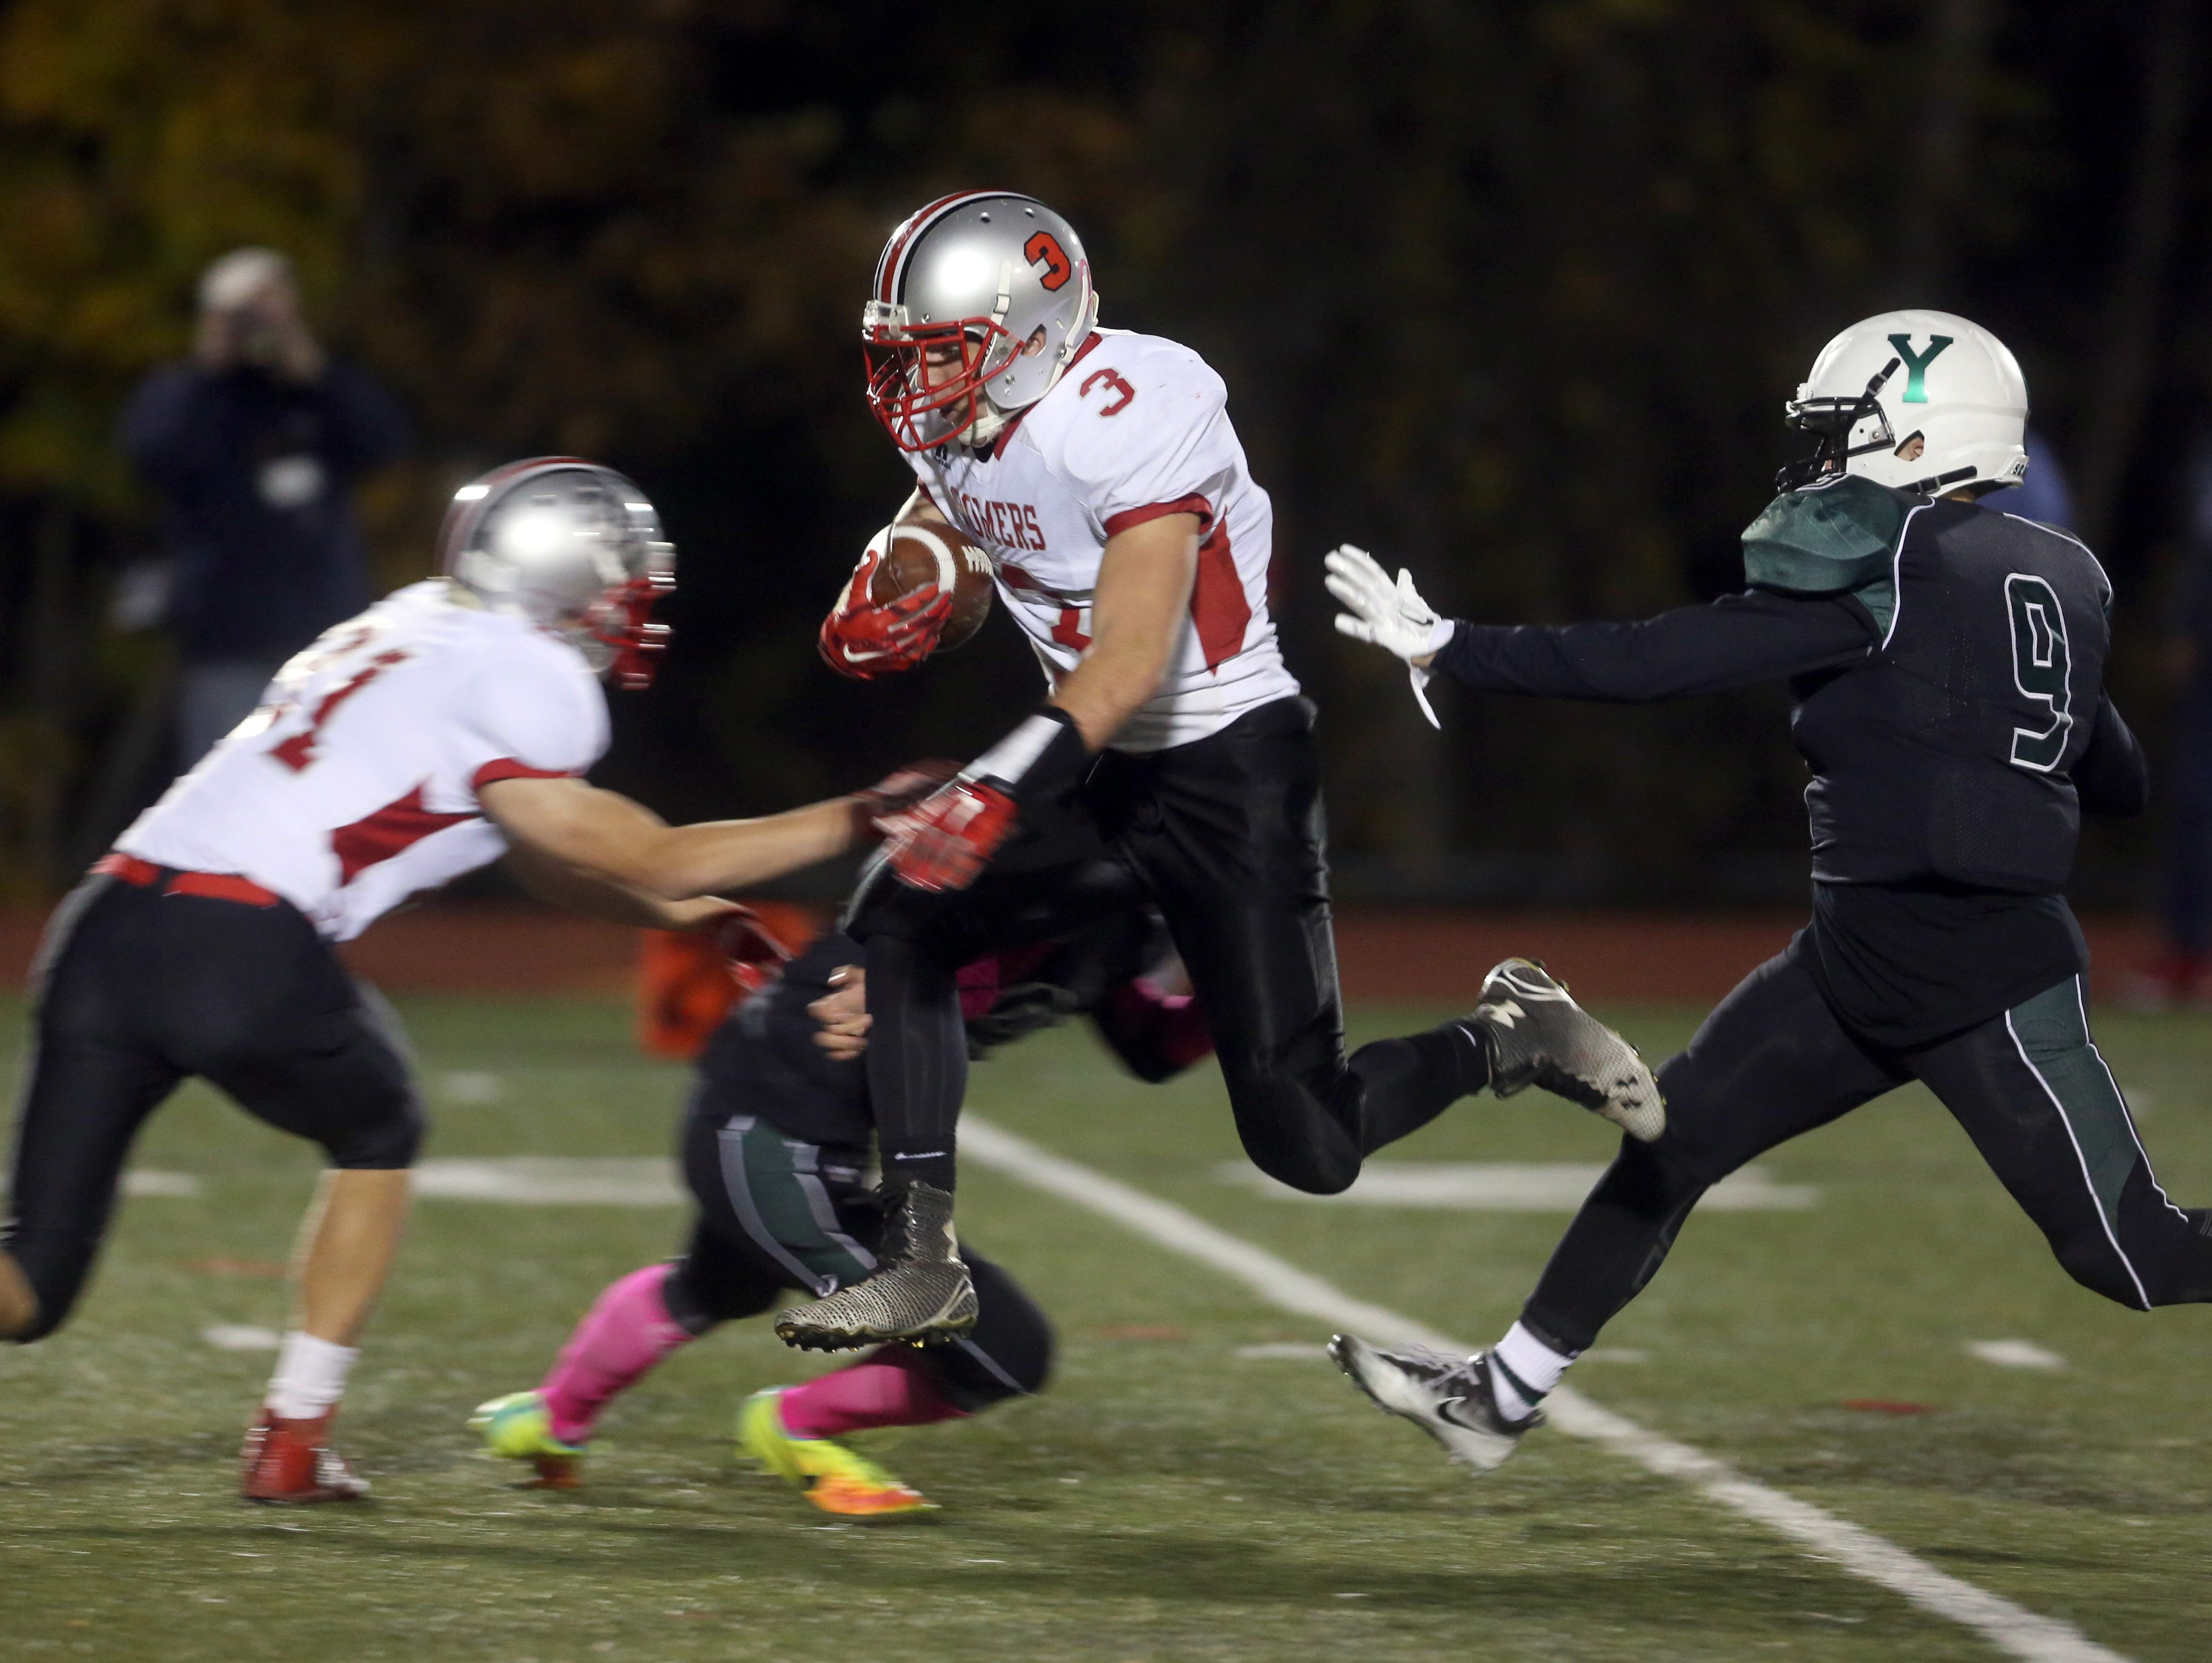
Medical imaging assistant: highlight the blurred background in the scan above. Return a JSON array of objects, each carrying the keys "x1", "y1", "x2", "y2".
[{"x1": 1, "y1": 0, "x2": 2208, "y2": 923}]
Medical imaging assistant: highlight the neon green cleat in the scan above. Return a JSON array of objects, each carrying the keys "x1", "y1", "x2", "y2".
[
  {"x1": 738, "y1": 1387, "x2": 935, "y2": 1518},
  {"x1": 470, "y1": 1390, "x2": 586, "y2": 1489}
]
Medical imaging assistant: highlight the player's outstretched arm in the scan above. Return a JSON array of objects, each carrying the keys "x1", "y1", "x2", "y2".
[
  {"x1": 482, "y1": 774, "x2": 921, "y2": 902},
  {"x1": 500, "y1": 835, "x2": 740, "y2": 932}
]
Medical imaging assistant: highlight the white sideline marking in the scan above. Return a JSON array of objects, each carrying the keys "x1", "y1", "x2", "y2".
[
  {"x1": 411, "y1": 1158, "x2": 681, "y2": 1206},
  {"x1": 962, "y1": 1116, "x2": 2128, "y2": 1663},
  {"x1": 1967, "y1": 1339, "x2": 2067, "y2": 1372},
  {"x1": 1236, "y1": 1342, "x2": 1330, "y2": 1360},
  {"x1": 439, "y1": 1071, "x2": 505, "y2": 1104},
  {"x1": 201, "y1": 1323, "x2": 282, "y2": 1351},
  {"x1": 1217, "y1": 1159, "x2": 1818, "y2": 1212},
  {"x1": 122, "y1": 1169, "x2": 203, "y2": 1198}
]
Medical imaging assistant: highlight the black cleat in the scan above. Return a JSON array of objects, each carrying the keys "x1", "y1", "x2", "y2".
[
  {"x1": 774, "y1": 1181, "x2": 977, "y2": 1351},
  {"x1": 1329, "y1": 1334, "x2": 1542, "y2": 1472},
  {"x1": 1465, "y1": 958, "x2": 1664, "y2": 1141}
]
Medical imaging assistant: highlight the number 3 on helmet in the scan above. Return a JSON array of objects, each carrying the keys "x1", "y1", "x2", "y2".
[{"x1": 861, "y1": 191, "x2": 1100, "y2": 453}]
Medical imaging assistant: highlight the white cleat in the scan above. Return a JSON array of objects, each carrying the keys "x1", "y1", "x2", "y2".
[{"x1": 1329, "y1": 1334, "x2": 1542, "y2": 1473}]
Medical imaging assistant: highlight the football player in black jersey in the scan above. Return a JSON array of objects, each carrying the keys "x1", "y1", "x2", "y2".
[
  {"x1": 469, "y1": 882, "x2": 1212, "y2": 1515},
  {"x1": 1323, "y1": 309, "x2": 2211, "y2": 1473}
]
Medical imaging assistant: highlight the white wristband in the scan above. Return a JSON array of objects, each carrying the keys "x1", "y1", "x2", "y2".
[{"x1": 968, "y1": 712, "x2": 1069, "y2": 787}]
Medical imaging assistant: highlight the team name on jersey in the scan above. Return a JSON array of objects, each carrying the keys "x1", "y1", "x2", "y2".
[{"x1": 952, "y1": 493, "x2": 1047, "y2": 553}]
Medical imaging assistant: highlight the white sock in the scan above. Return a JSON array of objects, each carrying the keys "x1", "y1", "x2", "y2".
[
  {"x1": 265, "y1": 1332, "x2": 359, "y2": 1420},
  {"x1": 1487, "y1": 1320, "x2": 1578, "y2": 1421}
]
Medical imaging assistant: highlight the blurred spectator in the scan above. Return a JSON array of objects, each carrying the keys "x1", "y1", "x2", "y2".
[
  {"x1": 2141, "y1": 441, "x2": 2212, "y2": 1004},
  {"x1": 120, "y1": 248, "x2": 409, "y2": 768},
  {"x1": 2004, "y1": 429, "x2": 2075, "y2": 529}
]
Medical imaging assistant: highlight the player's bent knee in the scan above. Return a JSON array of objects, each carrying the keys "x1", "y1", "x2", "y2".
[
  {"x1": 2051, "y1": 1233, "x2": 2152, "y2": 1311},
  {"x1": 662, "y1": 1254, "x2": 781, "y2": 1330},
  {"x1": 322, "y1": 1096, "x2": 425, "y2": 1171},
  {"x1": 931, "y1": 1257, "x2": 1054, "y2": 1410},
  {"x1": 5, "y1": 1238, "x2": 93, "y2": 1344}
]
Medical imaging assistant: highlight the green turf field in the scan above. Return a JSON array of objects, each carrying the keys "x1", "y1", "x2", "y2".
[{"x1": 4, "y1": 992, "x2": 2211, "y2": 1661}]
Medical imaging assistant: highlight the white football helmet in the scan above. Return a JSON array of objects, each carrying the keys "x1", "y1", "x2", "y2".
[
  {"x1": 1779, "y1": 309, "x2": 2029, "y2": 497},
  {"x1": 438, "y1": 457, "x2": 675, "y2": 689},
  {"x1": 861, "y1": 191, "x2": 1099, "y2": 452}
]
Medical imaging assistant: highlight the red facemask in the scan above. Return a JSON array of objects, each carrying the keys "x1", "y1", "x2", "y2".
[
  {"x1": 863, "y1": 318, "x2": 1016, "y2": 452},
  {"x1": 581, "y1": 570, "x2": 675, "y2": 691}
]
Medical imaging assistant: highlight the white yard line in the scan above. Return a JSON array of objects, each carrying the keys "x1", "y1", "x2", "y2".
[{"x1": 962, "y1": 1116, "x2": 2128, "y2": 1663}]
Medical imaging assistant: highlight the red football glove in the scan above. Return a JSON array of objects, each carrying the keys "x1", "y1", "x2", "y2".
[
  {"x1": 705, "y1": 904, "x2": 795, "y2": 1005},
  {"x1": 851, "y1": 759, "x2": 962, "y2": 838},
  {"x1": 818, "y1": 544, "x2": 952, "y2": 679},
  {"x1": 881, "y1": 777, "x2": 1020, "y2": 893}
]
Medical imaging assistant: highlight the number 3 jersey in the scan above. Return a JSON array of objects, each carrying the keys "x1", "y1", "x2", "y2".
[
  {"x1": 900, "y1": 327, "x2": 1298, "y2": 752},
  {"x1": 117, "y1": 580, "x2": 609, "y2": 941}
]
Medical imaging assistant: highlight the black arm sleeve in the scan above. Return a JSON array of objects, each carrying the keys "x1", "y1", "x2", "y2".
[
  {"x1": 2074, "y1": 696, "x2": 2150, "y2": 818},
  {"x1": 1429, "y1": 589, "x2": 1879, "y2": 702}
]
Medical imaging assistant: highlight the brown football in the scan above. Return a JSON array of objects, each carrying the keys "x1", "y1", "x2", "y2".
[{"x1": 868, "y1": 519, "x2": 995, "y2": 652}]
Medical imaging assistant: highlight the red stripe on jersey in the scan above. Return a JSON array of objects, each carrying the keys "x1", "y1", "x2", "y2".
[
  {"x1": 1189, "y1": 516, "x2": 1251, "y2": 673},
  {"x1": 993, "y1": 332, "x2": 1105, "y2": 459},
  {"x1": 1101, "y1": 494, "x2": 1214, "y2": 538},
  {"x1": 471, "y1": 758, "x2": 577, "y2": 792},
  {"x1": 331, "y1": 783, "x2": 476, "y2": 886}
]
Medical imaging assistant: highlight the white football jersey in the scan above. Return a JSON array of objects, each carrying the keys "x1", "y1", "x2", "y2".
[
  {"x1": 119, "y1": 580, "x2": 609, "y2": 941},
  {"x1": 902, "y1": 328, "x2": 1299, "y2": 752}
]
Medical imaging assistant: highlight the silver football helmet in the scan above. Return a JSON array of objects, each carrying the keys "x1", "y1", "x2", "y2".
[
  {"x1": 862, "y1": 191, "x2": 1099, "y2": 452},
  {"x1": 438, "y1": 457, "x2": 675, "y2": 689}
]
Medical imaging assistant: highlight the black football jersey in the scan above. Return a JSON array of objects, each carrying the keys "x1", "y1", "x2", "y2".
[{"x1": 1793, "y1": 497, "x2": 2114, "y2": 891}]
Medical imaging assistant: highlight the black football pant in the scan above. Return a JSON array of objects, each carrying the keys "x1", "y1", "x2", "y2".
[
  {"x1": 849, "y1": 696, "x2": 1480, "y2": 1196},
  {"x1": 1521, "y1": 936, "x2": 2212, "y2": 1354},
  {"x1": 667, "y1": 1085, "x2": 1050, "y2": 1409},
  {"x1": 3, "y1": 872, "x2": 422, "y2": 1342}
]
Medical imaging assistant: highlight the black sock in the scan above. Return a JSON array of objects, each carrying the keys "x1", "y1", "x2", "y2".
[
  {"x1": 1348, "y1": 1021, "x2": 1491, "y2": 1156},
  {"x1": 861, "y1": 935, "x2": 967, "y2": 1195}
]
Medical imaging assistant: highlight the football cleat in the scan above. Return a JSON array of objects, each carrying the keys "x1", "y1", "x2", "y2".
[
  {"x1": 775, "y1": 1182, "x2": 978, "y2": 1351},
  {"x1": 739, "y1": 1388, "x2": 935, "y2": 1518},
  {"x1": 239, "y1": 1408, "x2": 371, "y2": 1504},
  {"x1": 1467, "y1": 958, "x2": 1664, "y2": 1142},
  {"x1": 469, "y1": 1390, "x2": 586, "y2": 1490},
  {"x1": 1329, "y1": 1335, "x2": 1542, "y2": 1472}
]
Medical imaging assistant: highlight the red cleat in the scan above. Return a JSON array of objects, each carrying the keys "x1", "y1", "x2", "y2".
[{"x1": 239, "y1": 1408, "x2": 371, "y2": 1504}]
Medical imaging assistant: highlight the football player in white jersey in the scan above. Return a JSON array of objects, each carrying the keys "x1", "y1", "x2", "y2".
[
  {"x1": 788, "y1": 192, "x2": 1665, "y2": 1350},
  {"x1": 0, "y1": 457, "x2": 948, "y2": 1502}
]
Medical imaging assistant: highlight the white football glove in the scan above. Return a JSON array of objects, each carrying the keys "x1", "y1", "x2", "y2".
[{"x1": 1324, "y1": 544, "x2": 1456, "y2": 729}]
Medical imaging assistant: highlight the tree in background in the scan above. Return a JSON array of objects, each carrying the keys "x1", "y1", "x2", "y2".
[{"x1": 0, "y1": 0, "x2": 2201, "y2": 901}]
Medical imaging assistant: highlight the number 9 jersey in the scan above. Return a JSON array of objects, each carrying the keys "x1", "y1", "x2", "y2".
[
  {"x1": 900, "y1": 327, "x2": 1299, "y2": 753},
  {"x1": 116, "y1": 579, "x2": 609, "y2": 940},
  {"x1": 1784, "y1": 487, "x2": 2120, "y2": 892}
]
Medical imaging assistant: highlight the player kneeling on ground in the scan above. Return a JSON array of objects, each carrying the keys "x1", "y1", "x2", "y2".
[
  {"x1": 0, "y1": 459, "x2": 946, "y2": 1504},
  {"x1": 472, "y1": 896, "x2": 1212, "y2": 1516},
  {"x1": 1325, "y1": 312, "x2": 2212, "y2": 1472}
]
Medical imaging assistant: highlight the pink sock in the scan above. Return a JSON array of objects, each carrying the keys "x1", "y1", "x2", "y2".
[
  {"x1": 539, "y1": 1263, "x2": 694, "y2": 1446},
  {"x1": 778, "y1": 1344, "x2": 968, "y2": 1439}
]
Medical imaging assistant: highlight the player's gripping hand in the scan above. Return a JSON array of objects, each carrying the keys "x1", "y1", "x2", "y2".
[
  {"x1": 1324, "y1": 544, "x2": 1456, "y2": 729},
  {"x1": 851, "y1": 759, "x2": 961, "y2": 838},
  {"x1": 819, "y1": 545, "x2": 951, "y2": 679},
  {"x1": 880, "y1": 777, "x2": 1019, "y2": 893},
  {"x1": 704, "y1": 904, "x2": 795, "y2": 1005}
]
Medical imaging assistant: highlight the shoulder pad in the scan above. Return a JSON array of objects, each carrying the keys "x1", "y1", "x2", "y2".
[{"x1": 1741, "y1": 475, "x2": 1914, "y2": 596}]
